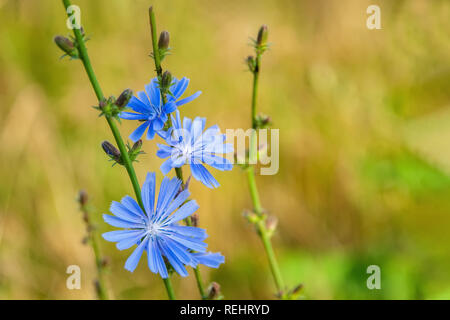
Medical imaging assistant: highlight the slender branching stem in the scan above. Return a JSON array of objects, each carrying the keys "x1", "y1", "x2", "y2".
[
  {"x1": 148, "y1": 6, "x2": 208, "y2": 300},
  {"x1": 61, "y1": 0, "x2": 175, "y2": 300},
  {"x1": 247, "y1": 48, "x2": 286, "y2": 296},
  {"x1": 78, "y1": 192, "x2": 108, "y2": 300}
]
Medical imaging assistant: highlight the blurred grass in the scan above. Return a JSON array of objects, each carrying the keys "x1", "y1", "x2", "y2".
[{"x1": 0, "y1": 0, "x2": 449, "y2": 299}]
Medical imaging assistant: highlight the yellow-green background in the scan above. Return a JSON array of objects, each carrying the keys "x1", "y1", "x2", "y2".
[{"x1": 0, "y1": 0, "x2": 449, "y2": 299}]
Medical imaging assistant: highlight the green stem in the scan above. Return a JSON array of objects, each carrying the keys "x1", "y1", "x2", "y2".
[
  {"x1": 62, "y1": 0, "x2": 175, "y2": 300},
  {"x1": 80, "y1": 200, "x2": 108, "y2": 300},
  {"x1": 247, "y1": 50, "x2": 285, "y2": 295},
  {"x1": 148, "y1": 6, "x2": 207, "y2": 300}
]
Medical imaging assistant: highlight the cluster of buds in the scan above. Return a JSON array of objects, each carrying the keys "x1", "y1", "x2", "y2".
[
  {"x1": 94, "y1": 88, "x2": 133, "y2": 119},
  {"x1": 54, "y1": 35, "x2": 79, "y2": 59},
  {"x1": 101, "y1": 139, "x2": 144, "y2": 166}
]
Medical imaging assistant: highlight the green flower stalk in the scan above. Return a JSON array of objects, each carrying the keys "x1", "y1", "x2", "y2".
[
  {"x1": 77, "y1": 190, "x2": 109, "y2": 300},
  {"x1": 58, "y1": 0, "x2": 176, "y2": 300},
  {"x1": 148, "y1": 6, "x2": 209, "y2": 300},
  {"x1": 244, "y1": 25, "x2": 298, "y2": 299}
]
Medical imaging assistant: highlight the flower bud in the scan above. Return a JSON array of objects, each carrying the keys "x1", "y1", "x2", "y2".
[
  {"x1": 191, "y1": 212, "x2": 199, "y2": 227},
  {"x1": 207, "y1": 282, "x2": 221, "y2": 300},
  {"x1": 257, "y1": 25, "x2": 268, "y2": 46},
  {"x1": 161, "y1": 70, "x2": 173, "y2": 89},
  {"x1": 158, "y1": 31, "x2": 170, "y2": 50},
  {"x1": 115, "y1": 89, "x2": 133, "y2": 110},
  {"x1": 130, "y1": 139, "x2": 142, "y2": 153},
  {"x1": 54, "y1": 35, "x2": 78, "y2": 58},
  {"x1": 246, "y1": 55, "x2": 255, "y2": 72},
  {"x1": 101, "y1": 140, "x2": 121, "y2": 162},
  {"x1": 265, "y1": 215, "x2": 278, "y2": 237},
  {"x1": 78, "y1": 190, "x2": 88, "y2": 206}
]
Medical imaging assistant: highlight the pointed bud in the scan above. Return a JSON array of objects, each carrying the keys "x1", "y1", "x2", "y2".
[
  {"x1": 246, "y1": 55, "x2": 255, "y2": 72},
  {"x1": 158, "y1": 31, "x2": 170, "y2": 50},
  {"x1": 191, "y1": 212, "x2": 199, "y2": 227},
  {"x1": 161, "y1": 70, "x2": 173, "y2": 89},
  {"x1": 130, "y1": 139, "x2": 142, "y2": 153},
  {"x1": 115, "y1": 89, "x2": 133, "y2": 110},
  {"x1": 207, "y1": 282, "x2": 221, "y2": 300},
  {"x1": 257, "y1": 25, "x2": 268, "y2": 46},
  {"x1": 54, "y1": 35, "x2": 78, "y2": 58},
  {"x1": 265, "y1": 215, "x2": 278, "y2": 237},
  {"x1": 101, "y1": 141, "x2": 121, "y2": 162},
  {"x1": 78, "y1": 190, "x2": 88, "y2": 206}
]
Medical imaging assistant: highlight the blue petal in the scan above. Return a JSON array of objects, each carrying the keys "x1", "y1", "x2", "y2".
[
  {"x1": 145, "y1": 78, "x2": 161, "y2": 107},
  {"x1": 201, "y1": 154, "x2": 233, "y2": 171},
  {"x1": 146, "y1": 123, "x2": 156, "y2": 140},
  {"x1": 160, "y1": 158, "x2": 174, "y2": 175},
  {"x1": 128, "y1": 96, "x2": 150, "y2": 113},
  {"x1": 129, "y1": 121, "x2": 150, "y2": 142},
  {"x1": 165, "y1": 225, "x2": 207, "y2": 240},
  {"x1": 192, "y1": 252, "x2": 225, "y2": 268},
  {"x1": 119, "y1": 112, "x2": 147, "y2": 120},
  {"x1": 102, "y1": 230, "x2": 144, "y2": 242},
  {"x1": 121, "y1": 196, "x2": 145, "y2": 218},
  {"x1": 166, "y1": 199, "x2": 199, "y2": 224},
  {"x1": 153, "y1": 117, "x2": 165, "y2": 131},
  {"x1": 116, "y1": 232, "x2": 146, "y2": 250},
  {"x1": 156, "y1": 177, "x2": 182, "y2": 219},
  {"x1": 162, "y1": 236, "x2": 197, "y2": 267},
  {"x1": 158, "y1": 238, "x2": 189, "y2": 277},
  {"x1": 163, "y1": 232, "x2": 207, "y2": 253},
  {"x1": 171, "y1": 77, "x2": 189, "y2": 99},
  {"x1": 163, "y1": 101, "x2": 177, "y2": 114},
  {"x1": 103, "y1": 214, "x2": 145, "y2": 229},
  {"x1": 110, "y1": 201, "x2": 144, "y2": 223},
  {"x1": 137, "y1": 90, "x2": 150, "y2": 107},
  {"x1": 190, "y1": 162, "x2": 220, "y2": 188},
  {"x1": 176, "y1": 91, "x2": 201, "y2": 107},
  {"x1": 162, "y1": 189, "x2": 190, "y2": 220},
  {"x1": 124, "y1": 236, "x2": 148, "y2": 272},
  {"x1": 147, "y1": 237, "x2": 168, "y2": 278},
  {"x1": 142, "y1": 172, "x2": 156, "y2": 218},
  {"x1": 156, "y1": 144, "x2": 173, "y2": 158}
]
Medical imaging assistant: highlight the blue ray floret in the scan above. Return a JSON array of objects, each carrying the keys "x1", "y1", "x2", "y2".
[
  {"x1": 102, "y1": 172, "x2": 224, "y2": 277},
  {"x1": 120, "y1": 77, "x2": 201, "y2": 142},
  {"x1": 157, "y1": 111, "x2": 233, "y2": 188}
]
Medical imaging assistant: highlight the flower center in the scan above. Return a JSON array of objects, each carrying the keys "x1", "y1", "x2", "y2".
[{"x1": 146, "y1": 222, "x2": 161, "y2": 236}]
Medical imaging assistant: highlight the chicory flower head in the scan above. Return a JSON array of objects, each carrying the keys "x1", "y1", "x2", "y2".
[
  {"x1": 120, "y1": 77, "x2": 201, "y2": 142},
  {"x1": 102, "y1": 172, "x2": 224, "y2": 277},
  {"x1": 157, "y1": 111, "x2": 233, "y2": 188}
]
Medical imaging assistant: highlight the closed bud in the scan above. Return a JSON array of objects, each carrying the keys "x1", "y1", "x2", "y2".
[
  {"x1": 115, "y1": 89, "x2": 133, "y2": 109},
  {"x1": 78, "y1": 190, "x2": 88, "y2": 206},
  {"x1": 54, "y1": 35, "x2": 78, "y2": 58},
  {"x1": 257, "y1": 24, "x2": 268, "y2": 46},
  {"x1": 191, "y1": 212, "x2": 199, "y2": 227},
  {"x1": 131, "y1": 139, "x2": 142, "y2": 153},
  {"x1": 265, "y1": 215, "x2": 278, "y2": 237},
  {"x1": 101, "y1": 141, "x2": 121, "y2": 162},
  {"x1": 158, "y1": 30, "x2": 170, "y2": 50},
  {"x1": 246, "y1": 55, "x2": 255, "y2": 72},
  {"x1": 207, "y1": 282, "x2": 221, "y2": 300},
  {"x1": 161, "y1": 70, "x2": 173, "y2": 89}
]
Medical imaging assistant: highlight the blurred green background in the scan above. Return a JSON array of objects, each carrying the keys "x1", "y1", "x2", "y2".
[{"x1": 0, "y1": 0, "x2": 449, "y2": 299}]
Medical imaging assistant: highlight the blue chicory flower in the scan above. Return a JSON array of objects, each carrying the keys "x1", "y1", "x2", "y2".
[
  {"x1": 120, "y1": 77, "x2": 201, "y2": 142},
  {"x1": 157, "y1": 110, "x2": 233, "y2": 188},
  {"x1": 102, "y1": 172, "x2": 224, "y2": 277}
]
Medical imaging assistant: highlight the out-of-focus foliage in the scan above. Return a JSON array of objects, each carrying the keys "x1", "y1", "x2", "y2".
[{"x1": 0, "y1": 0, "x2": 449, "y2": 299}]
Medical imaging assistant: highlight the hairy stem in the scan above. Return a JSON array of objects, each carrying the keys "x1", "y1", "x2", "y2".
[
  {"x1": 62, "y1": 0, "x2": 175, "y2": 300},
  {"x1": 247, "y1": 49, "x2": 285, "y2": 295},
  {"x1": 149, "y1": 6, "x2": 208, "y2": 300}
]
